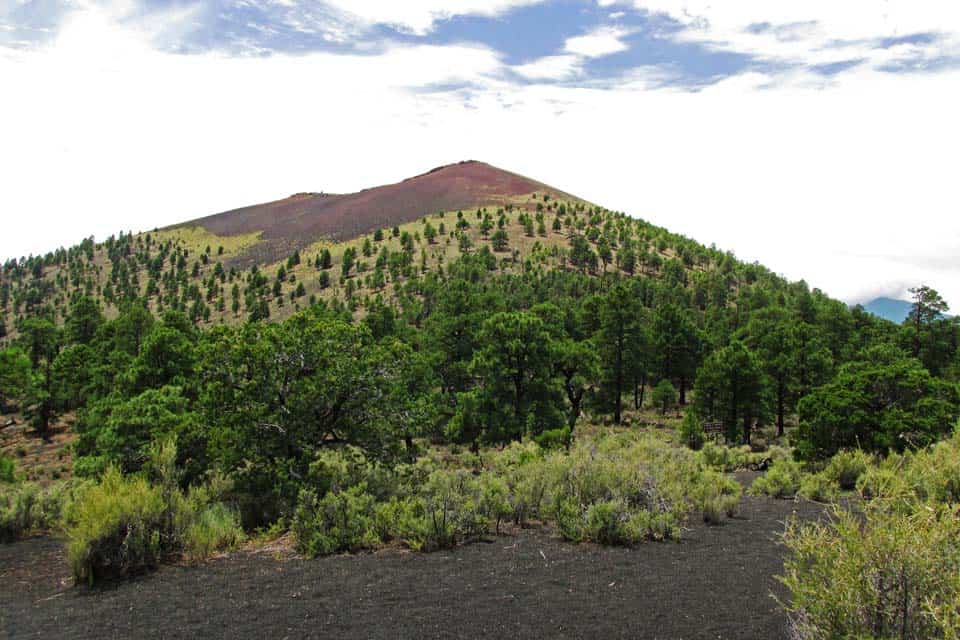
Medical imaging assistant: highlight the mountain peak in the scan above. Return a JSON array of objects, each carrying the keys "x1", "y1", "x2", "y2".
[{"x1": 182, "y1": 162, "x2": 575, "y2": 265}]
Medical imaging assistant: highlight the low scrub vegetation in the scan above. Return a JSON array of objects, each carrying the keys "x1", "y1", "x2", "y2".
[
  {"x1": 64, "y1": 439, "x2": 243, "y2": 584},
  {"x1": 697, "y1": 441, "x2": 787, "y2": 472},
  {"x1": 780, "y1": 428, "x2": 960, "y2": 639},
  {"x1": 796, "y1": 472, "x2": 837, "y2": 503},
  {"x1": 696, "y1": 471, "x2": 742, "y2": 525},
  {"x1": 749, "y1": 458, "x2": 803, "y2": 499},
  {"x1": 822, "y1": 449, "x2": 871, "y2": 491},
  {"x1": 782, "y1": 500, "x2": 960, "y2": 639},
  {"x1": 1, "y1": 480, "x2": 84, "y2": 543},
  {"x1": 291, "y1": 435, "x2": 736, "y2": 558}
]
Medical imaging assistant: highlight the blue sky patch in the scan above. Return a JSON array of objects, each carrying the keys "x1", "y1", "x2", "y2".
[
  {"x1": 810, "y1": 59, "x2": 864, "y2": 76},
  {"x1": 4, "y1": 1, "x2": 958, "y2": 89}
]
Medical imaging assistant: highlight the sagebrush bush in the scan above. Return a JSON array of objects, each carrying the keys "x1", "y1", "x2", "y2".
[
  {"x1": 0, "y1": 480, "x2": 84, "y2": 543},
  {"x1": 293, "y1": 485, "x2": 379, "y2": 557},
  {"x1": 545, "y1": 436, "x2": 703, "y2": 543},
  {"x1": 65, "y1": 467, "x2": 167, "y2": 584},
  {"x1": 492, "y1": 441, "x2": 550, "y2": 527},
  {"x1": 291, "y1": 436, "x2": 724, "y2": 554},
  {"x1": 781, "y1": 502, "x2": 960, "y2": 640},
  {"x1": 856, "y1": 461, "x2": 908, "y2": 502},
  {"x1": 907, "y1": 434, "x2": 960, "y2": 504},
  {"x1": 749, "y1": 458, "x2": 802, "y2": 499},
  {"x1": 294, "y1": 462, "x2": 517, "y2": 556},
  {"x1": 695, "y1": 471, "x2": 742, "y2": 525},
  {"x1": 853, "y1": 433, "x2": 960, "y2": 508},
  {"x1": 699, "y1": 442, "x2": 764, "y2": 472},
  {"x1": 1, "y1": 483, "x2": 41, "y2": 542},
  {"x1": 182, "y1": 502, "x2": 244, "y2": 561},
  {"x1": 823, "y1": 449, "x2": 870, "y2": 491},
  {"x1": 65, "y1": 439, "x2": 243, "y2": 584},
  {"x1": 797, "y1": 472, "x2": 837, "y2": 503},
  {"x1": 386, "y1": 469, "x2": 492, "y2": 551}
]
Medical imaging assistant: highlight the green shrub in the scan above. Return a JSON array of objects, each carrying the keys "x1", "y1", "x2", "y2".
[
  {"x1": 583, "y1": 499, "x2": 640, "y2": 545},
  {"x1": 374, "y1": 469, "x2": 493, "y2": 551},
  {"x1": 65, "y1": 468, "x2": 167, "y2": 584},
  {"x1": 823, "y1": 449, "x2": 870, "y2": 491},
  {"x1": 854, "y1": 436, "x2": 960, "y2": 508},
  {"x1": 699, "y1": 442, "x2": 763, "y2": 471},
  {"x1": 749, "y1": 458, "x2": 802, "y2": 499},
  {"x1": 534, "y1": 427, "x2": 571, "y2": 450},
  {"x1": 297, "y1": 436, "x2": 734, "y2": 553},
  {"x1": 293, "y1": 485, "x2": 378, "y2": 557},
  {"x1": 374, "y1": 497, "x2": 429, "y2": 549},
  {"x1": 679, "y1": 412, "x2": 704, "y2": 450},
  {"x1": 856, "y1": 462, "x2": 909, "y2": 502},
  {"x1": 307, "y1": 446, "x2": 372, "y2": 494},
  {"x1": 182, "y1": 503, "x2": 244, "y2": 561},
  {"x1": 545, "y1": 437, "x2": 701, "y2": 544},
  {"x1": 414, "y1": 470, "x2": 488, "y2": 548},
  {"x1": 1, "y1": 483, "x2": 40, "y2": 542},
  {"x1": 695, "y1": 471, "x2": 742, "y2": 524},
  {"x1": 906, "y1": 434, "x2": 960, "y2": 505},
  {"x1": 798, "y1": 472, "x2": 838, "y2": 503},
  {"x1": 478, "y1": 474, "x2": 512, "y2": 535},
  {"x1": 0, "y1": 480, "x2": 84, "y2": 543},
  {"x1": 65, "y1": 439, "x2": 243, "y2": 583},
  {"x1": 0, "y1": 453, "x2": 15, "y2": 483},
  {"x1": 491, "y1": 441, "x2": 550, "y2": 527},
  {"x1": 780, "y1": 502, "x2": 960, "y2": 639}
]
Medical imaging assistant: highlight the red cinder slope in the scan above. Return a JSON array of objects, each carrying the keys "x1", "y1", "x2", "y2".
[{"x1": 186, "y1": 161, "x2": 574, "y2": 265}]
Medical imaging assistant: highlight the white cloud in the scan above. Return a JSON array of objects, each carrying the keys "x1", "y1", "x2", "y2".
[
  {"x1": 319, "y1": 0, "x2": 546, "y2": 35},
  {"x1": 627, "y1": 1, "x2": 960, "y2": 71},
  {"x1": 2, "y1": 2, "x2": 960, "y2": 308},
  {"x1": 513, "y1": 54, "x2": 582, "y2": 80},
  {"x1": 564, "y1": 26, "x2": 630, "y2": 58}
]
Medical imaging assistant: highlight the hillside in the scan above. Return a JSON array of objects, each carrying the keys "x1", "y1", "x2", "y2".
[
  {"x1": 1, "y1": 160, "x2": 731, "y2": 333},
  {"x1": 182, "y1": 161, "x2": 577, "y2": 266},
  {"x1": 3, "y1": 159, "x2": 957, "y2": 640}
]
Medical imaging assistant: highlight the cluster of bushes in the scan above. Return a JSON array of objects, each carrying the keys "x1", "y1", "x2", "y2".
[
  {"x1": 64, "y1": 439, "x2": 243, "y2": 584},
  {"x1": 293, "y1": 458, "x2": 510, "y2": 556},
  {"x1": 780, "y1": 428, "x2": 960, "y2": 639},
  {"x1": 747, "y1": 448, "x2": 871, "y2": 502},
  {"x1": 750, "y1": 458, "x2": 804, "y2": 499},
  {"x1": 291, "y1": 435, "x2": 739, "y2": 558},
  {"x1": 696, "y1": 441, "x2": 792, "y2": 473},
  {"x1": 853, "y1": 434, "x2": 960, "y2": 506},
  {"x1": 1, "y1": 480, "x2": 85, "y2": 543},
  {"x1": 546, "y1": 436, "x2": 737, "y2": 543},
  {"x1": 793, "y1": 449, "x2": 872, "y2": 503}
]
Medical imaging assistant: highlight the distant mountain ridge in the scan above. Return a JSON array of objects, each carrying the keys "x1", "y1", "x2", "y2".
[
  {"x1": 859, "y1": 296, "x2": 955, "y2": 324},
  {"x1": 859, "y1": 297, "x2": 912, "y2": 323}
]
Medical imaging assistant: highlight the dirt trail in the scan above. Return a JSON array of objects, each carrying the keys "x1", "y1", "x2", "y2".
[{"x1": 0, "y1": 494, "x2": 823, "y2": 640}]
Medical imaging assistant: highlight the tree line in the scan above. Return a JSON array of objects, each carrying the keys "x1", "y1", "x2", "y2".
[{"x1": 3, "y1": 237, "x2": 959, "y2": 523}]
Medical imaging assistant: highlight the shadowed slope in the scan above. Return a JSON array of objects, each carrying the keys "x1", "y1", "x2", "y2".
[{"x1": 184, "y1": 161, "x2": 574, "y2": 265}]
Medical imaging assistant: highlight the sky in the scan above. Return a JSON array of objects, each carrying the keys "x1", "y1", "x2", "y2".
[{"x1": 1, "y1": 1, "x2": 959, "y2": 307}]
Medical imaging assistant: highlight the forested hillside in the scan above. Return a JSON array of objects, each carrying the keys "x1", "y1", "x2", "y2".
[
  {"x1": 2, "y1": 164, "x2": 958, "y2": 473},
  {"x1": 3, "y1": 165, "x2": 960, "y2": 624}
]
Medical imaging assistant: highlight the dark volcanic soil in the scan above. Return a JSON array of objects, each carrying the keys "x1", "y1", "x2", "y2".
[{"x1": 1, "y1": 494, "x2": 824, "y2": 640}]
